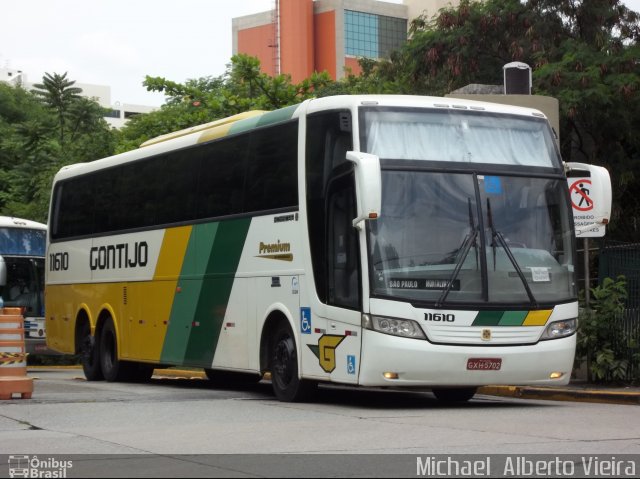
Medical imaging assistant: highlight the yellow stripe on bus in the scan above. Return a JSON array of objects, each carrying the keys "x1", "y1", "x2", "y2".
[
  {"x1": 130, "y1": 226, "x2": 194, "y2": 362},
  {"x1": 197, "y1": 111, "x2": 266, "y2": 144},
  {"x1": 523, "y1": 310, "x2": 553, "y2": 326},
  {"x1": 154, "y1": 226, "x2": 192, "y2": 280}
]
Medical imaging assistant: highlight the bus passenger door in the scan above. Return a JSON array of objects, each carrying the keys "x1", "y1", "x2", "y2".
[{"x1": 324, "y1": 171, "x2": 362, "y2": 384}]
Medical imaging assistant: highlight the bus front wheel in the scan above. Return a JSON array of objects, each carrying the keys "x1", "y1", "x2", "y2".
[{"x1": 270, "y1": 321, "x2": 316, "y2": 402}]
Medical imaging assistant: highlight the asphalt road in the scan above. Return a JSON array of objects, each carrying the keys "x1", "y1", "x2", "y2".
[{"x1": 0, "y1": 369, "x2": 639, "y2": 477}]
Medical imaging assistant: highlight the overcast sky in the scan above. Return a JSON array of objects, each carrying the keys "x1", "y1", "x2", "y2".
[{"x1": 2, "y1": 0, "x2": 638, "y2": 108}]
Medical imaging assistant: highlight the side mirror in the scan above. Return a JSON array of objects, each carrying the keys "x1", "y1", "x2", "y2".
[
  {"x1": 0, "y1": 256, "x2": 6, "y2": 287},
  {"x1": 565, "y1": 162, "x2": 612, "y2": 237},
  {"x1": 346, "y1": 151, "x2": 382, "y2": 229}
]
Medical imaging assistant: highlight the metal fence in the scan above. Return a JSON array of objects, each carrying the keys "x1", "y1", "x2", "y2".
[
  {"x1": 598, "y1": 241, "x2": 640, "y2": 380},
  {"x1": 599, "y1": 241, "x2": 640, "y2": 307}
]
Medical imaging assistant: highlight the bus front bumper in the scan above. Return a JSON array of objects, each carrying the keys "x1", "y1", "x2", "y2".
[{"x1": 358, "y1": 329, "x2": 576, "y2": 387}]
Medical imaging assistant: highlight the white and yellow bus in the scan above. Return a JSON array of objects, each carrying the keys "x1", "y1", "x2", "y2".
[{"x1": 45, "y1": 95, "x2": 611, "y2": 402}]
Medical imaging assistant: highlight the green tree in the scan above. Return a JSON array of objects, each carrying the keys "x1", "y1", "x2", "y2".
[
  {"x1": 118, "y1": 54, "x2": 333, "y2": 152},
  {"x1": 31, "y1": 72, "x2": 83, "y2": 144},
  {"x1": 576, "y1": 276, "x2": 638, "y2": 383},
  {"x1": 0, "y1": 75, "x2": 115, "y2": 221}
]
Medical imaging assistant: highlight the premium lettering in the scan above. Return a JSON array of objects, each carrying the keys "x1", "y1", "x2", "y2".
[
  {"x1": 90, "y1": 242, "x2": 148, "y2": 270},
  {"x1": 259, "y1": 240, "x2": 291, "y2": 254}
]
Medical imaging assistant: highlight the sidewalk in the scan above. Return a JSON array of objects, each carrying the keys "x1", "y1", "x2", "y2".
[{"x1": 477, "y1": 382, "x2": 640, "y2": 405}]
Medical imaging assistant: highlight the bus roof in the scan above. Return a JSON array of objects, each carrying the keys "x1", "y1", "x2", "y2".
[
  {"x1": 303, "y1": 94, "x2": 548, "y2": 119},
  {"x1": 52, "y1": 95, "x2": 549, "y2": 183},
  {"x1": 0, "y1": 216, "x2": 46, "y2": 230},
  {"x1": 140, "y1": 110, "x2": 267, "y2": 147}
]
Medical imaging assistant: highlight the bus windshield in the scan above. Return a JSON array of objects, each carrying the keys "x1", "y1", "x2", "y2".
[
  {"x1": 362, "y1": 109, "x2": 575, "y2": 307},
  {"x1": 361, "y1": 108, "x2": 561, "y2": 168},
  {"x1": 0, "y1": 227, "x2": 46, "y2": 318},
  {"x1": 0, "y1": 227, "x2": 46, "y2": 256}
]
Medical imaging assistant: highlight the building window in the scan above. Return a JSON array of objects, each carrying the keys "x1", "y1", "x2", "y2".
[{"x1": 344, "y1": 10, "x2": 406, "y2": 59}]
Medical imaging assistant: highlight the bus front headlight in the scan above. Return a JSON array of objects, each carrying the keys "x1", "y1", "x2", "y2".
[
  {"x1": 362, "y1": 314, "x2": 426, "y2": 340},
  {"x1": 540, "y1": 319, "x2": 577, "y2": 340}
]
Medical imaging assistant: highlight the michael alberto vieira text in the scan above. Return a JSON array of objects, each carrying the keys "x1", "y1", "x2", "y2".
[{"x1": 416, "y1": 456, "x2": 637, "y2": 477}]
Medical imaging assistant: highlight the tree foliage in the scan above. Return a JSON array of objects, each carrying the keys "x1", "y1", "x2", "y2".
[
  {"x1": 117, "y1": 55, "x2": 334, "y2": 151},
  {"x1": 0, "y1": 74, "x2": 114, "y2": 221},
  {"x1": 577, "y1": 276, "x2": 638, "y2": 383},
  {"x1": 361, "y1": 0, "x2": 640, "y2": 240},
  {"x1": 2, "y1": 1, "x2": 639, "y2": 242}
]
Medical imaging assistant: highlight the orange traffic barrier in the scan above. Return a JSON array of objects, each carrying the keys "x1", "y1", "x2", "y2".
[{"x1": 0, "y1": 307, "x2": 33, "y2": 400}]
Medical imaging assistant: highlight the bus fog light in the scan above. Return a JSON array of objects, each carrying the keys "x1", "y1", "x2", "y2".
[
  {"x1": 383, "y1": 372, "x2": 399, "y2": 380},
  {"x1": 363, "y1": 314, "x2": 426, "y2": 340},
  {"x1": 541, "y1": 319, "x2": 577, "y2": 340},
  {"x1": 549, "y1": 372, "x2": 565, "y2": 379}
]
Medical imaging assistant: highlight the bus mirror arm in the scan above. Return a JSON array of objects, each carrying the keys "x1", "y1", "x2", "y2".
[{"x1": 346, "y1": 151, "x2": 382, "y2": 230}]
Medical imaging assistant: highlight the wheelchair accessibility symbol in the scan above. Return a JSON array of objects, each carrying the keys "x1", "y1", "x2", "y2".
[
  {"x1": 347, "y1": 355, "x2": 356, "y2": 375},
  {"x1": 300, "y1": 307, "x2": 311, "y2": 334}
]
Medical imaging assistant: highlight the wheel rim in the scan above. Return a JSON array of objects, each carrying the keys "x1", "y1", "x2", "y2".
[{"x1": 273, "y1": 333, "x2": 295, "y2": 389}]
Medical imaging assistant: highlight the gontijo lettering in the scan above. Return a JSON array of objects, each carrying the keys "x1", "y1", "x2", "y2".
[{"x1": 90, "y1": 241, "x2": 148, "y2": 270}]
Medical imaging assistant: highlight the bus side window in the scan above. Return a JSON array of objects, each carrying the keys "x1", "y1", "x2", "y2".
[
  {"x1": 306, "y1": 111, "x2": 354, "y2": 305},
  {"x1": 326, "y1": 173, "x2": 360, "y2": 310}
]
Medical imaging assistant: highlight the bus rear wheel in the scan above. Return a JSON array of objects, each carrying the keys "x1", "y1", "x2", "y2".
[
  {"x1": 98, "y1": 318, "x2": 154, "y2": 382},
  {"x1": 270, "y1": 321, "x2": 316, "y2": 402},
  {"x1": 99, "y1": 318, "x2": 128, "y2": 382},
  {"x1": 79, "y1": 322, "x2": 103, "y2": 381},
  {"x1": 432, "y1": 387, "x2": 477, "y2": 403}
]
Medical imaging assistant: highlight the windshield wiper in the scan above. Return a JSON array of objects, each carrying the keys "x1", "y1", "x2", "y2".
[
  {"x1": 486, "y1": 198, "x2": 539, "y2": 308},
  {"x1": 436, "y1": 198, "x2": 478, "y2": 307}
]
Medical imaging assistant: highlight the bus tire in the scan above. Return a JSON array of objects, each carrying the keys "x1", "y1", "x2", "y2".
[
  {"x1": 270, "y1": 321, "x2": 316, "y2": 402},
  {"x1": 99, "y1": 318, "x2": 128, "y2": 382},
  {"x1": 79, "y1": 322, "x2": 103, "y2": 381},
  {"x1": 432, "y1": 387, "x2": 477, "y2": 403}
]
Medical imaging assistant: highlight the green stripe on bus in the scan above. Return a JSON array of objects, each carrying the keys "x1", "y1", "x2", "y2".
[
  {"x1": 183, "y1": 217, "x2": 251, "y2": 366},
  {"x1": 256, "y1": 104, "x2": 299, "y2": 127},
  {"x1": 228, "y1": 115, "x2": 264, "y2": 135},
  {"x1": 160, "y1": 223, "x2": 219, "y2": 364},
  {"x1": 228, "y1": 104, "x2": 299, "y2": 136},
  {"x1": 499, "y1": 311, "x2": 528, "y2": 326},
  {"x1": 472, "y1": 311, "x2": 504, "y2": 326}
]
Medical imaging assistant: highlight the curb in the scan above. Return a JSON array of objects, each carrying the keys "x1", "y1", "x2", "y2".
[
  {"x1": 153, "y1": 369, "x2": 206, "y2": 379},
  {"x1": 478, "y1": 385, "x2": 640, "y2": 405}
]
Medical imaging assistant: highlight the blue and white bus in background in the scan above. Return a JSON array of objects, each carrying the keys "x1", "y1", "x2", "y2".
[{"x1": 0, "y1": 216, "x2": 48, "y2": 354}]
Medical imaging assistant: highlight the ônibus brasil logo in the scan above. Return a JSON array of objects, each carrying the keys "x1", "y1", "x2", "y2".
[{"x1": 8, "y1": 455, "x2": 73, "y2": 478}]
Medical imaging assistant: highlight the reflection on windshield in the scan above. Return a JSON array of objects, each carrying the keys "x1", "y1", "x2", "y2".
[
  {"x1": 368, "y1": 172, "x2": 575, "y2": 305},
  {"x1": 0, "y1": 228, "x2": 46, "y2": 256}
]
